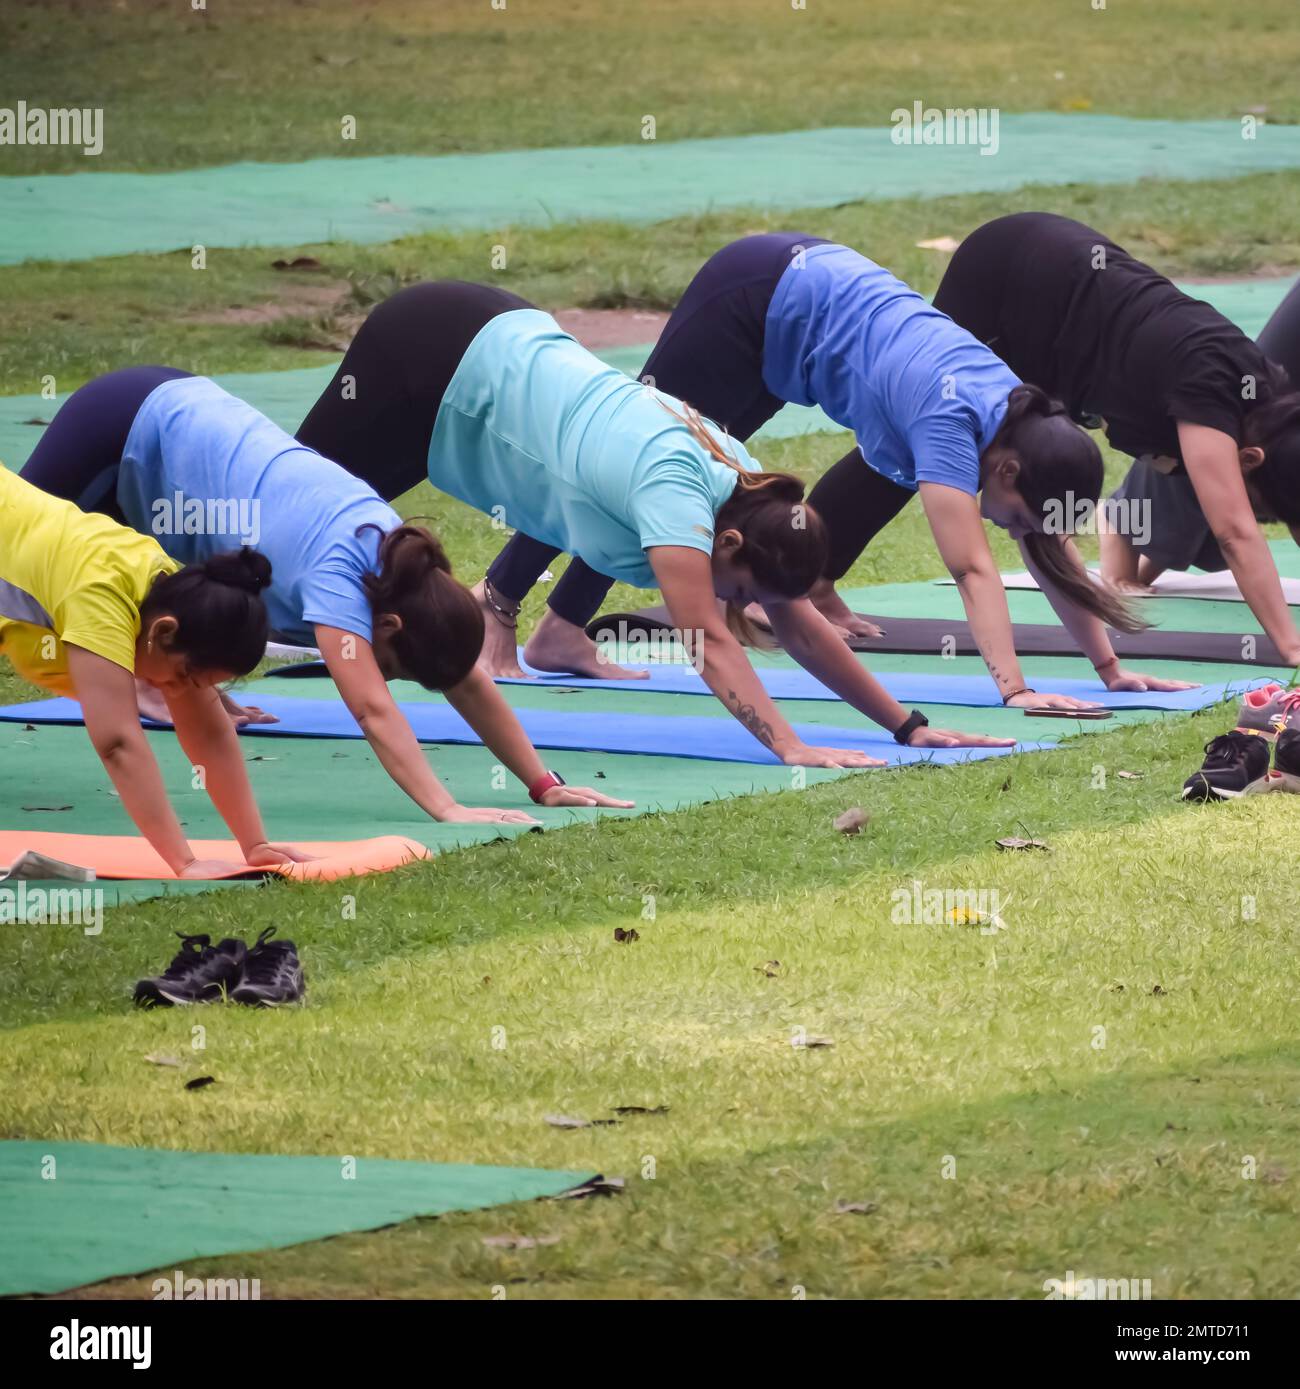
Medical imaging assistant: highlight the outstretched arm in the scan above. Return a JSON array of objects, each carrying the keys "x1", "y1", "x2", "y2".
[
  {"x1": 442, "y1": 665, "x2": 634, "y2": 809},
  {"x1": 1180, "y1": 422, "x2": 1300, "y2": 667},
  {"x1": 1018, "y1": 536, "x2": 1194, "y2": 693},
  {"x1": 165, "y1": 683, "x2": 314, "y2": 866},
  {"x1": 67, "y1": 645, "x2": 247, "y2": 878},
  {"x1": 648, "y1": 545, "x2": 882, "y2": 767},
  {"x1": 315, "y1": 624, "x2": 538, "y2": 825},
  {"x1": 918, "y1": 482, "x2": 1096, "y2": 710},
  {"x1": 763, "y1": 597, "x2": 1014, "y2": 746}
]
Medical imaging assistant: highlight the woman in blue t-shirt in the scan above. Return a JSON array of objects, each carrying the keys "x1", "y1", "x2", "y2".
[
  {"x1": 21, "y1": 368, "x2": 628, "y2": 825},
  {"x1": 297, "y1": 281, "x2": 1013, "y2": 762},
  {"x1": 470, "y1": 237, "x2": 1193, "y2": 708}
]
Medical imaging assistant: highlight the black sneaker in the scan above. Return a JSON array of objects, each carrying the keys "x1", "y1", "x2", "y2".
[
  {"x1": 230, "y1": 927, "x2": 305, "y2": 1007},
  {"x1": 1181, "y1": 731, "x2": 1272, "y2": 802},
  {"x1": 1272, "y1": 728, "x2": 1300, "y2": 793},
  {"x1": 134, "y1": 934, "x2": 247, "y2": 1008}
]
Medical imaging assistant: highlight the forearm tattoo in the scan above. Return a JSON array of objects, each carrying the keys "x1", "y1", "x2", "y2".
[{"x1": 727, "y1": 689, "x2": 776, "y2": 748}]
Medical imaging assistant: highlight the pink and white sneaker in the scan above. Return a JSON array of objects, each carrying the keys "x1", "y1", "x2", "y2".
[{"x1": 1235, "y1": 684, "x2": 1300, "y2": 738}]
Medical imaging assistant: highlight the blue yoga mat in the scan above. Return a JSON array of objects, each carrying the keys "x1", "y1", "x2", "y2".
[
  {"x1": 265, "y1": 657, "x2": 1265, "y2": 712},
  {"x1": 0, "y1": 695, "x2": 1051, "y2": 767}
]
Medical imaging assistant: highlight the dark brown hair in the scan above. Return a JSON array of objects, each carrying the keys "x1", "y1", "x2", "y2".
[
  {"x1": 661, "y1": 402, "x2": 829, "y2": 643},
  {"x1": 993, "y1": 384, "x2": 1145, "y2": 633},
  {"x1": 140, "y1": 547, "x2": 271, "y2": 674},
  {"x1": 359, "y1": 523, "x2": 484, "y2": 689},
  {"x1": 1243, "y1": 364, "x2": 1300, "y2": 524}
]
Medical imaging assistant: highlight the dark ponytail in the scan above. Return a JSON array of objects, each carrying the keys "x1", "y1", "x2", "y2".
[
  {"x1": 359, "y1": 523, "x2": 484, "y2": 689},
  {"x1": 1242, "y1": 366, "x2": 1300, "y2": 524},
  {"x1": 660, "y1": 401, "x2": 829, "y2": 644},
  {"x1": 994, "y1": 384, "x2": 1145, "y2": 634},
  {"x1": 140, "y1": 547, "x2": 272, "y2": 675}
]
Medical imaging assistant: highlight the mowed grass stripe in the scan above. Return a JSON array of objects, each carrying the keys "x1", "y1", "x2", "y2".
[{"x1": 3, "y1": 799, "x2": 1296, "y2": 1297}]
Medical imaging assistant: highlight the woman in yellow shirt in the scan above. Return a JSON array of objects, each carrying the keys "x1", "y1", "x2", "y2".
[{"x1": 1, "y1": 466, "x2": 307, "y2": 878}]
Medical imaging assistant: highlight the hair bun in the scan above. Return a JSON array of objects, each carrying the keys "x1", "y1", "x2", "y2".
[{"x1": 203, "y1": 546, "x2": 272, "y2": 594}]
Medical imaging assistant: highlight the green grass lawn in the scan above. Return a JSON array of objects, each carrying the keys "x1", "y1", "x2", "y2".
[
  {"x1": 4, "y1": 711, "x2": 1298, "y2": 1298},
  {"x1": 1, "y1": 0, "x2": 1296, "y2": 175}
]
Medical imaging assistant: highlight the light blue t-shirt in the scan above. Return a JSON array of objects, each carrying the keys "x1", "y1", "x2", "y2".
[
  {"x1": 117, "y1": 377, "x2": 401, "y2": 645},
  {"x1": 763, "y1": 243, "x2": 1018, "y2": 494},
  {"x1": 427, "y1": 309, "x2": 758, "y2": 589}
]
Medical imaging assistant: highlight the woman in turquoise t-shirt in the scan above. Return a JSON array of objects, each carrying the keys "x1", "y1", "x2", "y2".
[{"x1": 297, "y1": 281, "x2": 1013, "y2": 763}]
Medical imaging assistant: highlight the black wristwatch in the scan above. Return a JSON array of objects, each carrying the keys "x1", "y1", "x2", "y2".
[{"x1": 893, "y1": 709, "x2": 929, "y2": 745}]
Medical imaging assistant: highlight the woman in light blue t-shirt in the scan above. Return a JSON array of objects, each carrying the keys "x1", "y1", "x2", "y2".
[
  {"x1": 22, "y1": 367, "x2": 628, "y2": 826},
  {"x1": 297, "y1": 281, "x2": 1012, "y2": 763}
]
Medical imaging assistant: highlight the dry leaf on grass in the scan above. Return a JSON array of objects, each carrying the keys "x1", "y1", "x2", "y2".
[
  {"x1": 995, "y1": 836, "x2": 1050, "y2": 851},
  {"x1": 834, "y1": 1199, "x2": 878, "y2": 1215},
  {"x1": 792, "y1": 1034, "x2": 835, "y2": 1049},
  {"x1": 754, "y1": 960, "x2": 781, "y2": 977},
  {"x1": 612, "y1": 1105, "x2": 669, "y2": 1116},
  {"x1": 833, "y1": 807, "x2": 870, "y2": 835},
  {"x1": 1116, "y1": 770, "x2": 1144, "y2": 780},
  {"x1": 144, "y1": 1053, "x2": 181, "y2": 1068},
  {"x1": 544, "y1": 1113, "x2": 620, "y2": 1129}
]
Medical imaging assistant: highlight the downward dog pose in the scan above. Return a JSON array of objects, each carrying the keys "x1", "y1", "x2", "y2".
[
  {"x1": 298, "y1": 281, "x2": 1011, "y2": 761},
  {"x1": 21, "y1": 367, "x2": 629, "y2": 825},
  {"x1": 0, "y1": 464, "x2": 305, "y2": 877},
  {"x1": 469, "y1": 237, "x2": 1189, "y2": 705},
  {"x1": 928, "y1": 212, "x2": 1300, "y2": 666}
]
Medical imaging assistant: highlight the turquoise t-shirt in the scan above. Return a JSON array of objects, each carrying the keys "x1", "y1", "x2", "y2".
[
  {"x1": 763, "y1": 243, "x2": 1018, "y2": 495},
  {"x1": 117, "y1": 376, "x2": 401, "y2": 645},
  {"x1": 427, "y1": 309, "x2": 757, "y2": 589}
]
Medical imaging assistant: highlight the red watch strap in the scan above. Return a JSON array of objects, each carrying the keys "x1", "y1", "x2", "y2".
[{"x1": 528, "y1": 771, "x2": 565, "y2": 803}]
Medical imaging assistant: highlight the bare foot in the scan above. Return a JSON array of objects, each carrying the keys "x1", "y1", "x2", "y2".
[
  {"x1": 809, "y1": 579, "x2": 884, "y2": 639},
  {"x1": 471, "y1": 578, "x2": 528, "y2": 678},
  {"x1": 135, "y1": 679, "x2": 173, "y2": 725},
  {"x1": 524, "y1": 609, "x2": 649, "y2": 679}
]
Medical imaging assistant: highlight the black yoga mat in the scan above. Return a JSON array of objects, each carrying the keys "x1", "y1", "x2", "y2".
[{"x1": 586, "y1": 608, "x2": 1288, "y2": 666}]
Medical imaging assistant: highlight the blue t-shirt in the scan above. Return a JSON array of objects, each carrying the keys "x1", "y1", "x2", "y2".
[
  {"x1": 117, "y1": 376, "x2": 401, "y2": 645},
  {"x1": 427, "y1": 309, "x2": 758, "y2": 589},
  {"x1": 763, "y1": 243, "x2": 1018, "y2": 494}
]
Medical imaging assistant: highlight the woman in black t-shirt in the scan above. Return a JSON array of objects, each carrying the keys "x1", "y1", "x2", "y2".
[{"x1": 927, "y1": 212, "x2": 1300, "y2": 670}]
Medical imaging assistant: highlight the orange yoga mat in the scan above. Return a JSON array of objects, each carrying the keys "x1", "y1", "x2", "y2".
[{"x1": 0, "y1": 832, "x2": 429, "y2": 882}]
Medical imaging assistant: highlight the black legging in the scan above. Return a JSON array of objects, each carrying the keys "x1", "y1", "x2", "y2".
[
  {"x1": 296, "y1": 280, "x2": 531, "y2": 502},
  {"x1": 19, "y1": 365, "x2": 192, "y2": 515},
  {"x1": 1258, "y1": 277, "x2": 1300, "y2": 387},
  {"x1": 488, "y1": 231, "x2": 917, "y2": 621}
]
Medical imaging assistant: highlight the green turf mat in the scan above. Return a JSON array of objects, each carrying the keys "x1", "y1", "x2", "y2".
[
  {"x1": 6, "y1": 115, "x2": 1300, "y2": 266},
  {"x1": 1, "y1": 877, "x2": 256, "y2": 925},
  {"x1": 0, "y1": 1139, "x2": 590, "y2": 1296}
]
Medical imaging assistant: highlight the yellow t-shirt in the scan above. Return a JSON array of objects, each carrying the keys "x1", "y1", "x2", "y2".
[{"x1": 0, "y1": 464, "x2": 179, "y2": 697}]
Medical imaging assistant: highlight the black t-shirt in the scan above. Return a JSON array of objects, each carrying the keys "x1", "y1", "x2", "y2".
[{"x1": 938, "y1": 212, "x2": 1271, "y2": 463}]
